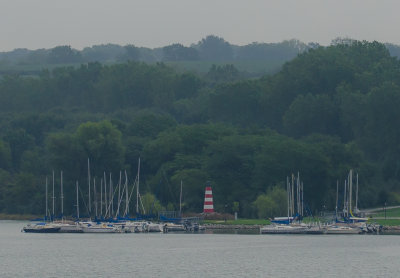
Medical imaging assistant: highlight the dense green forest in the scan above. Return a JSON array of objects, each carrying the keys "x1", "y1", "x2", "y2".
[{"x1": 1, "y1": 39, "x2": 400, "y2": 219}]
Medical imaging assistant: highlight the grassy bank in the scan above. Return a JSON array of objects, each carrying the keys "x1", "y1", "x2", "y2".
[
  {"x1": 368, "y1": 219, "x2": 400, "y2": 226},
  {"x1": 0, "y1": 214, "x2": 41, "y2": 220},
  {"x1": 372, "y1": 207, "x2": 400, "y2": 218}
]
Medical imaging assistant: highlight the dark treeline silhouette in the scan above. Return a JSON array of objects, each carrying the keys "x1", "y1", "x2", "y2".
[
  {"x1": 1, "y1": 39, "x2": 400, "y2": 218},
  {"x1": 0, "y1": 35, "x2": 311, "y2": 64}
]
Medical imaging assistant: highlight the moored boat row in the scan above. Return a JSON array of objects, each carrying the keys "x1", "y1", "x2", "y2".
[
  {"x1": 260, "y1": 223, "x2": 363, "y2": 234},
  {"x1": 22, "y1": 220, "x2": 202, "y2": 233}
]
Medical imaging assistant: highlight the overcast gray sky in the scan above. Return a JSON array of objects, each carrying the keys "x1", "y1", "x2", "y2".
[{"x1": 0, "y1": 0, "x2": 399, "y2": 51}]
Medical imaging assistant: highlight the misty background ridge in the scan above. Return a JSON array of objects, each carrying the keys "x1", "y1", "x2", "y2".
[{"x1": 2, "y1": 35, "x2": 400, "y2": 78}]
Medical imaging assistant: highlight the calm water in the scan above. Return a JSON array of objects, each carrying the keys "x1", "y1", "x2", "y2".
[{"x1": 1, "y1": 221, "x2": 400, "y2": 277}]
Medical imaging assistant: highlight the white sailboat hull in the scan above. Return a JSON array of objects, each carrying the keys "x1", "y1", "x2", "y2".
[
  {"x1": 79, "y1": 222, "x2": 121, "y2": 233},
  {"x1": 325, "y1": 225, "x2": 361, "y2": 234},
  {"x1": 260, "y1": 224, "x2": 308, "y2": 234},
  {"x1": 56, "y1": 223, "x2": 83, "y2": 233}
]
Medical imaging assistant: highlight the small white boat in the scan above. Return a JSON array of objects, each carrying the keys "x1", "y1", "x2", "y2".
[
  {"x1": 325, "y1": 225, "x2": 361, "y2": 234},
  {"x1": 118, "y1": 221, "x2": 150, "y2": 233},
  {"x1": 22, "y1": 223, "x2": 61, "y2": 233},
  {"x1": 80, "y1": 222, "x2": 121, "y2": 233},
  {"x1": 303, "y1": 224, "x2": 325, "y2": 234},
  {"x1": 260, "y1": 224, "x2": 308, "y2": 234},
  {"x1": 147, "y1": 222, "x2": 163, "y2": 232},
  {"x1": 163, "y1": 223, "x2": 186, "y2": 232},
  {"x1": 52, "y1": 221, "x2": 83, "y2": 233}
]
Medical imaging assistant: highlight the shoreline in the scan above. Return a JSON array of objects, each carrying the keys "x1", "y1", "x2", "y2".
[
  {"x1": 2, "y1": 215, "x2": 400, "y2": 233},
  {"x1": 0, "y1": 214, "x2": 41, "y2": 221},
  {"x1": 203, "y1": 224, "x2": 262, "y2": 230}
]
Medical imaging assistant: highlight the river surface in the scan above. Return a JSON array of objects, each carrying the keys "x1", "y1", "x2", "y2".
[{"x1": 1, "y1": 220, "x2": 400, "y2": 277}]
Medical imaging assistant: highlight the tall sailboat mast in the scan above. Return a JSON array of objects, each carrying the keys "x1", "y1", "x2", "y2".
[
  {"x1": 335, "y1": 180, "x2": 339, "y2": 220},
  {"x1": 180, "y1": 180, "x2": 183, "y2": 215},
  {"x1": 136, "y1": 158, "x2": 140, "y2": 214},
  {"x1": 343, "y1": 180, "x2": 347, "y2": 217},
  {"x1": 125, "y1": 170, "x2": 129, "y2": 217},
  {"x1": 61, "y1": 171, "x2": 64, "y2": 220},
  {"x1": 88, "y1": 158, "x2": 91, "y2": 216},
  {"x1": 301, "y1": 182, "x2": 304, "y2": 216},
  {"x1": 52, "y1": 170, "x2": 55, "y2": 219},
  {"x1": 349, "y1": 169, "x2": 353, "y2": 215},
  {"x1": 109, "y1": 173, "x2": 113, "y2": 216},
  {"x1": 287, "y1": 176, "x2": 290, "y2": 220},
  {"x1": 104, "y1": 172, "x2": 107, "y2": 217},
  {"x1": 355, "y1": 172, "x2": 359, "y2": 212},
  {"x1": 100, "y1": 178, "x2": 103, "y2": 217},
  {"x1": 76, "y1": 181, "x2": 79, "y2": 219},
  {"x1": 45, "y1": 177, "x2": 48, "y2": 221},
  {"x1": 117, "y1": 171, "x2": 122, "y2": 217},
  {"x1": 291, "y1": 174, "x2": 295, "y2": 216},
  {"x1": 94, "y1": 178, "x2": 97, "y2": 219}
]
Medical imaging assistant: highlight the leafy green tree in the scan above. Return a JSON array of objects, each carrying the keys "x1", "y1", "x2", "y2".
[
  {"x1": 236, "y1": 40, "x2": 308, "y2": 62},
  {"x1": 283, "y1": 94, "x2": 339, "y2": 138},
  {"x1": 20, "y1": 148, "x2": 47, "y2": 175},
  {"x1": 127, "y1": 112, "x2": 177, "y2": 138},
  {"x1": 4, "y1": 128, "x2": 35, "y2": 171},
  {"x1": 76, "y1": 120, "x2": 125, "y2": 173},
  {"x1": 162, "y1": 44, "x2": 199, "y2": 61},
  {"x1": 208, "y1": 80, "x2": 261, "y2": 125},
  {"x1": 81, "y1": 44, "x2": 125, "y2": 62},
  {"x1": 253, "y1": 186, "x2": 290, "y2": 219},
  {"x1": 47, "y1": 45, "x2": 83, "y2": 64},
  {"x1": 3, "y1": 172, "x2": 42, "y2": 214},
  {"x1": 206, "y1": 64, "x2": 240, "y2": 84},
  {"x1": 141, "y1": 192, "x2": 164, "y2": 215},
  {"x1": 0, "y1": 140, "x2": 11, "y2": 170},
  {"x1": 0, "y1": 169, "x2": 12, "y2": 211},
  {"x1": 253, "y1": 185, "x2": 287, "y2": 219},
  {"x1": 117, "y1": 45, "x2": 141, "y2": 61},
  {"x1": 174, "y1": 73, "x2": 203, "y2": 99},
  {"x1": 195, "y1": 35, "x2": 234, "y2": 61},
  {"x1": 170, "y1": 169, "x2": 209, "y2": 213},
  {"x1": 46, "y1": 132, "x2": 86, "y2": 177}
]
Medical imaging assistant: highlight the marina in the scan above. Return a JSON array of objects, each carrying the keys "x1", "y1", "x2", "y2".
[{"x1": 20, "y1": 169, "x2": 390, "y2": 236}]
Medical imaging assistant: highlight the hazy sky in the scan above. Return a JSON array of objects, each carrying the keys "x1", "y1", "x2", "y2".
[{"x1": 1, "y1": 0, "x2": 399, "y2": 51}]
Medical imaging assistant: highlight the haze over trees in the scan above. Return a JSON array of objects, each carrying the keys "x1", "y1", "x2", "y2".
[
  {"x1": 1, "y1": 36, "x2": 400, "y2": 218},
  {"x1": 0, "y1": 35, "x2": 314, "y2": 78}
]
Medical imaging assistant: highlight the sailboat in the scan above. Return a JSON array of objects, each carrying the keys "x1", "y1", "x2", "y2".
[
  {"x1": 22, "y1": 222, "x2": 61, "y2": 233},
  {"x1": 54, "y1": 171, "x2": 83, "y2": 233},
  {"x1": 261, "y1": 173, "x2": 324, "y2": 234},
  {"x1": 22, "y1": 176, "x2": 61, "y2": 233},
  {"x1": 325, "y1": 225, "x2": 361, "y2": 234},
  {"x1": 79, "y1": 221, "x2": 121, "y2": 233},
  {"x1": 325, "y1": 170, "x2": 364, "y2": 234}
]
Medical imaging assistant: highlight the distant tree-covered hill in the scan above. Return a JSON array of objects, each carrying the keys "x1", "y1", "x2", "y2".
[{"x1": 1, "y1": 39, "x2": 400, "y2": 218}]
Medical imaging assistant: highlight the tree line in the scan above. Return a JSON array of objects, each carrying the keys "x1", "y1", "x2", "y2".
[{"x1": 0, "y1": 35, "x2": 309, "y2": 64}]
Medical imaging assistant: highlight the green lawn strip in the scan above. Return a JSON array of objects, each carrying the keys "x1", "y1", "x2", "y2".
[
  {"x1": 368, "y1": 219, "x2": 400, "y2": 226},
  {"x1": 372, "y1": 207, "x2": 400, "y2": 218},
  {"x1": 0, "y1": 213, "x2": 42, "y2": 220}
]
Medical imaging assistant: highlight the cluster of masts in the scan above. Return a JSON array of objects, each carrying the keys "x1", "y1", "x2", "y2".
[
  {"x1": 261, "y1": 169, "x2": 375, "y2": 235},
  {"x1": 45, "y1": 158, "x2": 145, "y2": 221},
  {"x1": 336, "y1": 169, "x2": 361, "y2": 219},
  {"x1": 286, "y1": 172, "x2": 304, "y2": 219}
]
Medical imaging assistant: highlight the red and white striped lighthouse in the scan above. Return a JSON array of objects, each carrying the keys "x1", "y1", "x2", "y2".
[{"x1": 203, "y1": 186, "x2": 214, "y2": 213}]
